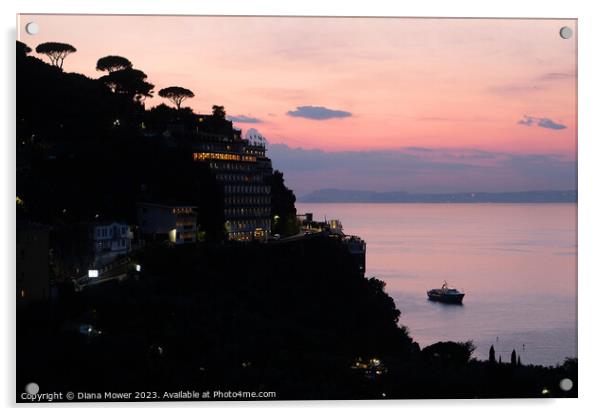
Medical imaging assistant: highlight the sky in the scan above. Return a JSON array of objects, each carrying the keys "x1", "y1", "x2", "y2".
[{"x1": 18, "y1": 15, "x2": 577, "y2": 196}]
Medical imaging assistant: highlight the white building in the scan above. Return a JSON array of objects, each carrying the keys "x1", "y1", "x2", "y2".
[
  {"x1": 90, "y1": 221, "x2": 133, "y2": 266},
  {"x1": 137, "y1": 202, "x2": 197, "y2": 244}
]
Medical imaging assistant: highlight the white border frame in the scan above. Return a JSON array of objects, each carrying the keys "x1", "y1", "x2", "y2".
[{"x1": 2, "y1": 1, "x2": 600, "y2": 415}]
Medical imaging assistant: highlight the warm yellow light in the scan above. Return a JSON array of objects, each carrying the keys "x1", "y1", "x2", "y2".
[{"x1": 193, "y1": 152, "x2": 257, "y2": 163}]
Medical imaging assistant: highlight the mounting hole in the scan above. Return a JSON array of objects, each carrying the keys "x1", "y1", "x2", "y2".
[
  {"x1": 25, "y1": 382, "x2": 39, "y2": 395},
  {"x1": 559, "y1": 26, "x2": 573, "y2": 40},
  {"x1": 559, "y1": 378, "x2": 573, "y2": 391},
  {"x1": 25, "y1": 22, "x2": 39, "y2": 35}
]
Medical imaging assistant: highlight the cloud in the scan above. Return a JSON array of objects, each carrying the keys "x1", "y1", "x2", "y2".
[
  {"x1": 490, "y1": 84, "x2": 545, "y2": 95},
  {"x1": 538, "y1": 72, "x2": 576, "y2": 81},
  {"x1": 286, "y1": 106, "x2": 352, "y2": 120},
  {"x1": 404, "y1": 146, "x2": 433, "y2": 152},
  {"x1": 518, "y1": 115, "x2": 567, "y2": 130},
  {"x1": 227, "y1": 115, "x2": 262, "y2": 124},
  {"x1": 491, "y1": 72, "x2": 575, "y2": 95},
  {"x1": 517, "y1": 117, "x2": 534, "y2": 126},
  {"x1": 268, "y1": 143, "x2": 576, "y2": 196},
  {"x1": 538, "y1": 118, "x2": 567, "y2": 130},
  {"x1": 414, "y1": 116, "x2": 451, "y2": 122}
]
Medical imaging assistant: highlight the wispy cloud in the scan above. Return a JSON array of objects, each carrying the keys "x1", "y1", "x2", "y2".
[
  {"x1": 518, "y1": 115, "x2": 567, "y2": 130},
  {"x1": 227, "y1": 115, "x2": 262, "y2": 124},
  {"x1": 286, "y1": 106, "x2": 352, "y2": 120},
  {"x1": 413, "y1": 116, "x2": 452, "y2": 122},
  {"x1": 490, "y1": 84, "x2": 545, "y2": 95},
  {"x1": 489, "y1": 71, "x2": 575, "y2": 95},
  {"x1": 538, "y1": 72, "x2": 576, "y2": 81},
  {"x1": 404, "y1": 146, "x2": 433, "y2": 152}
]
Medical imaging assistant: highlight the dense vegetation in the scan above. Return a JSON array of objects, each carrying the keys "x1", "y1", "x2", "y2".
[
  {"x1": 18, "y1": 237, "x2": 405, "y2": 398},
  {"x1": 266, "y1": 171, "x2": 300, "y2": 236}
]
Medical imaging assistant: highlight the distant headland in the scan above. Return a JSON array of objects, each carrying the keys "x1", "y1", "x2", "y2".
[{"x1": 300, "y1": 189, "x2": 577, "y2": 203}]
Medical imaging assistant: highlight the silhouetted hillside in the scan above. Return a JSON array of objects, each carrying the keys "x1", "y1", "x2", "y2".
[
  {"x1": 18, "y1": 237, "x2": 415, "y2": 399},
  {"x1": 17, "y1": 49, "x2": 132, "y2": 145},
  {"x1": 17, "y1": 236, "x2": 577, "y2": 399}
]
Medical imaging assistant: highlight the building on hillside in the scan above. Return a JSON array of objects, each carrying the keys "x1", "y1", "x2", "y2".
[
  {"x1": 296, "y1": 212, "x2": 314, "y2": 225},
  {"x1": 191, "y1": 118, "x2": 273, "y2": 241},
  {"x1": 16, "y1": 223, "x2": 50, "y2": 302},
  {"x1": 137, "y1": 202, "x2": 197, "y2": 244},
  {"x1": 342, "y1": 235, "x2": 367, "y2": 275},
  {"x1": 89, "y1": 221, "x2": 133, "y2": 267},
  {"x1": 297, "y1": 214, "x2": 366, "y2": 275}
]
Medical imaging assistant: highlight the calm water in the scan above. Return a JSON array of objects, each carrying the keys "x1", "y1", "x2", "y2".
[{"x1": 297, "y1": 203, "x2": 577, "y2": 366}]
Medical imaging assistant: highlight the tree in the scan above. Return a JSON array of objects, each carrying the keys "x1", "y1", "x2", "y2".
[
  {"x1": 100, "y1": 68, "x2": 154, "y2": 103},
  {"x1": 158, "y1": 86, "x2": 195, "y2": 110},
  {"x1": 266, "y1": 170, "x2": 299, "y2": 237},
  {"x1": 511, "y1": 349, "x2": 517, "y2": 366},
  {"x1": 488, "y1": 345, "x2": 496, "y2": 364},
  {"x1": 212, "y1": 105, "x2": 226, "y2": 119},
  {"x1": 96, "y1": 55, "x2": 132, "y2": 73},
  {"x1": 35, "y1": 42, "x2": 76, "y2": 69},
  {"x1": 17, "y1": 41, "x2": 31, "y2": 57},
  {"x1": 421, "y1": 341, "x2": 475, "y2": 366},
  {"x1": 517, "y1": 355, "x2": 522, "y2": 366},
  {"x1": 145, "y1": 104, "x2": 196, "y2": 132}
]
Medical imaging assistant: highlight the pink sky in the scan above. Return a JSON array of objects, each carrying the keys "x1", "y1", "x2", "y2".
[{"x1": 18, "y1": 15, "x2": 576, "y2": 157}]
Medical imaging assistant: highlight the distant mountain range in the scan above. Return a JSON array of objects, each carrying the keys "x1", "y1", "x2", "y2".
[{"x1": 300, "y1": 189, "x2": 577, "y2": 203}]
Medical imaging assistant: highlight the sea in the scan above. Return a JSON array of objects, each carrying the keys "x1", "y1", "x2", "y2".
[{"x1": 296, "y1": 203, "x2": 577, "y2": 366}]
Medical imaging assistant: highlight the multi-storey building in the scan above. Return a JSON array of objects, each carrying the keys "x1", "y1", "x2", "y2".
[
  {"x1": 137, "y1": 202, "x2": 197, "y2": 244},
  {"x1": 191, "y1": 119, "x2": 273, "y2": 241}
]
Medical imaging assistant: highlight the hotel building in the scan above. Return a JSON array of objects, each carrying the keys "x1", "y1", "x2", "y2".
[{"x1": 191, "y1": 119, "x2": 273, "y2": 241}]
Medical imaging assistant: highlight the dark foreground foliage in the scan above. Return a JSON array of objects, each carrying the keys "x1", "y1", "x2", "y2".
[{"x1": 18, "y1": 237, "x2": 576, "y2": 400}]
